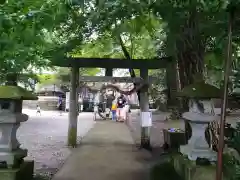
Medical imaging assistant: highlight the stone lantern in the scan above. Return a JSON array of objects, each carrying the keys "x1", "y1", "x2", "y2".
[
  {"x1": 0, "y1": 86, "x2": 37, "y2": 179},
  {"x1": 177, "y1": 81, "x2": 222, "y2": 162}
]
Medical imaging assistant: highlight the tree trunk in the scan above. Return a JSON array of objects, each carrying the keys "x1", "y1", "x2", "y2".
[
  {"x1": 175, "y1": 9, "x2": 205, "y2": 140},
  {"x1": 176, "y1": 8, "x2": 204, "y2": 112},
  {"x1": 176, "y1": 9, "x2": 204, "y2": 88}
]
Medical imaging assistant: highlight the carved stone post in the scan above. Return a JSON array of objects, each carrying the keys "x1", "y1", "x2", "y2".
[
  {"x1": 105, "y1": 68, "x2": 113, "y2": 116},
  {"x1": 0, "y1": 85, "x2": 37, "y2": 179},
  {"x1": 105, "y1": 68, "x2": 113, "y2": 77},
  {"x1": 177, "y1": 81, "x2": 222, "y2": 162},
  {"x1": 180, "y1": 100, "x2": 218, "y2": 161}
]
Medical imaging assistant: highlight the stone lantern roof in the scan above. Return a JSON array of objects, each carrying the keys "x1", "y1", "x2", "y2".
[
  {"x1": 177, "y1": 81, "x2": 222, "y2": 99},
  {"x1": 0, "y1": 86, "x2": 38, "y2": 100}
]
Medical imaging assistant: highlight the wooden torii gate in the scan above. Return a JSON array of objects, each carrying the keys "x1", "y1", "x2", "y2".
[{"x1": 53, "y1": 57, "x2": 176, "y2": 148}]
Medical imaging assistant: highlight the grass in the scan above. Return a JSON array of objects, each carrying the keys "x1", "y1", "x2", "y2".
[{"x1": 150, "y1": 162, "x2": 184, "y2": 180}]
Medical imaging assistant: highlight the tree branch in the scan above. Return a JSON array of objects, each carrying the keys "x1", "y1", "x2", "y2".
[{"x1": 118, "y1": 34, "x2": 141, "y2": 102}]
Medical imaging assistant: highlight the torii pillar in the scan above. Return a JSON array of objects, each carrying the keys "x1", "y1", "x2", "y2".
[
  {"x1": 105, "y1": 68, "x2": 113, "y2": 77},
  {"x1": 68, "y1": 66, "x2": 79, "y2": 147},
  {"x1": 140, "y1": 68, "x2": 151, "y2": 149},
  {"x1": 105, "y1": 68, "x2": 113, "y2": 110}
]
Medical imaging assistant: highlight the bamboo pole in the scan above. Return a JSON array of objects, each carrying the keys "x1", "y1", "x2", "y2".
[{"x1": 216, "y1": 4, "x2": 235, "y2": 180}]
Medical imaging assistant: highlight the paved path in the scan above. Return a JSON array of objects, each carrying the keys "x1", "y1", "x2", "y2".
[
  {"x1": 18, "y1": 110, "x2": 95, "y2": 177},
  {"x1": 52, "y1": 121, "x2": 153, "y2": 180}
]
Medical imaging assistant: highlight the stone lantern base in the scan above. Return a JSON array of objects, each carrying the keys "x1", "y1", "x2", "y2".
[
  {"x1": 180, "y1": 112, "x2": 218, "y2": 162},
  {"x1": 0, "y1": 113, "x2": 28, "y2": 168},
  {"x1": 181, "y1": 145, "x2": 217, "y2": 161},
  {"x1": 0, "y1": 160, "x2": 34, "y2": 180},
  {"x1": 0, "y1": 149, "x2": 27, "y2": 168}
]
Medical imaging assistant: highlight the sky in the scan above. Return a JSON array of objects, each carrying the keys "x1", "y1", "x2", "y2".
[{"x1": 98, "y1": 68, "x2": 130, "y2": 77}]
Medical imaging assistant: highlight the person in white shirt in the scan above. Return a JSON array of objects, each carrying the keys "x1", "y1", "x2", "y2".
[
  {"x1": 122, "y1": 103, "x2": 130, "y2": 122},
  {"x1": 36, "y1": 105, "x2": 41, "y2": 116}
]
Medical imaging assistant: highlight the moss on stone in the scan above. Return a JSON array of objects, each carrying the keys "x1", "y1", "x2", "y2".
[
  {"x1": 232, "y1": 88, "x2": 240, "y2": 95},
  {"x1": 0, "y1": 86, "x2": 38, "y2": 100},
  {"x1": 171, "y1": 154, "x2": 221, "y2": 180},
  {"x1": 177, "y1": 81, "x2": 222, "y2": 99},
  {"x1": 0, "y1": 160, "x2": 34, "y2": 180},
  {"x1": 68, "y1": 127, "x2": 77, "y2": 147}
]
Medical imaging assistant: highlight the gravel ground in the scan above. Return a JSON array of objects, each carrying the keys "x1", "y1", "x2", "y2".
[{"x1": 18, "y1": 110, "x2": 95, "y2": 179}]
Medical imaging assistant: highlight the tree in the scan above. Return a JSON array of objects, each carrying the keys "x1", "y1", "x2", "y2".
[
  {"x1": 0, "y1": 0, "x2": 73, "y2": 83},
  {"x1": 73, "y1": 4, "x2": 165, "y2": 101}
]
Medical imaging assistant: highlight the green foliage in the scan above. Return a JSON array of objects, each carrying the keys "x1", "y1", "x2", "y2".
[
  {"x1": 38, "y1": 74, "x2": 58, "y2": 85},
  {"x1": 228, "y1": 122, "x2": 240, "y2": 154},
  {"x1": 2, "y1": 0, "x2": 240, "y2": 103},
  {"x1": 223, "y1": 153, "x2": 240, "y2": 180},
  {"x1": 17, "y1": 73, "x2": 39, "y2": 91},
  {"x1": 150, "y1": 162, "x2": 183, "y2": 180},
  {"x1": 0, "y1": 0, "x2": 74, "y2": 81},
  {"x1": 148, "y1": 69, "x2": 167, "y2": 103},
  {"x1": 231, "y1": 69, "x2": 240, "y2": 89},
  {"x1": 223, "y1": 122, "x2": 240, "y2": 179}
]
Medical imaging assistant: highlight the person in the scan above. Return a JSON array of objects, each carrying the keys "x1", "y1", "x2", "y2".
[
  {"x1": 116, "y1": 94, "x2": 126, "y2": 122},
  {"x1": 111, "y1": 101, "x2": 117, "y2": 121},
  {"x1": 36, "y1": 105, "x2": 41, "y2": 116},
  {"x1": 122, "y1": 103, "x2": 130, "y2": 123},
  {"x1": 80, "y1": 104, "x2": 84, "y2": 112},
  {"x1": 57, "y1": 96, "x2": 63, "y2": 115},
  {"x1": 93, "y1": 103, "x2": 98, "y2": 121}
]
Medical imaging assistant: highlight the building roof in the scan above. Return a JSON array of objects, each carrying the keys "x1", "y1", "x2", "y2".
[{"x1": 36, "y1": 85, "x2": 65, "y2": 93}]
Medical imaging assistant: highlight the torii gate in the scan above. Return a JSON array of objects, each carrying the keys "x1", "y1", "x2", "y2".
[{"x1": 53, "y1": 57, "x2": 176, "y2": 149}]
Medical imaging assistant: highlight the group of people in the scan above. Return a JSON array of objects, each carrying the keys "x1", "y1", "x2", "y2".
[
  {"x1": 111, "y1": 94, "x2": 130, "y2": 122},
  {"x1": 36, "y1": 94, "x2": 130, "y2": 122}
]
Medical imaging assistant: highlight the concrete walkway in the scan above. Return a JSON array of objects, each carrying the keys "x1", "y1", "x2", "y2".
[{"x1": 52, "y1": 121, "x2": 153, "y2": 180}]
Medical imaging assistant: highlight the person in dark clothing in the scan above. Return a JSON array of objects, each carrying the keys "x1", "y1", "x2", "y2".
[
  {"x1": 57, "y1": 96, "x2": 63, "y2": 115},
  {"x1": 117, "y1": 94, "x2": 126, "y2": 108},
  {"x1": 116, "y1": 94, "x2": 126, "y2": 122}
]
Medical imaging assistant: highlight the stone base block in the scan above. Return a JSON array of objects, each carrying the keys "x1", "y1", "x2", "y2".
[
  {"x1": 0, "y1": 160, "x2": 34, "y2": 180},
  {"x1": 180, "y1": 145, "x2": 217, "y2": 161},
  {"x1": 172, "y1": 154, "x2": 218, "y2": 180},
  {"x1": 0, "y1": 149, "x2": 27, "y2": 168},
  {"x1": 163, "y1": 129, "x2": 186, "y2": 150}
]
